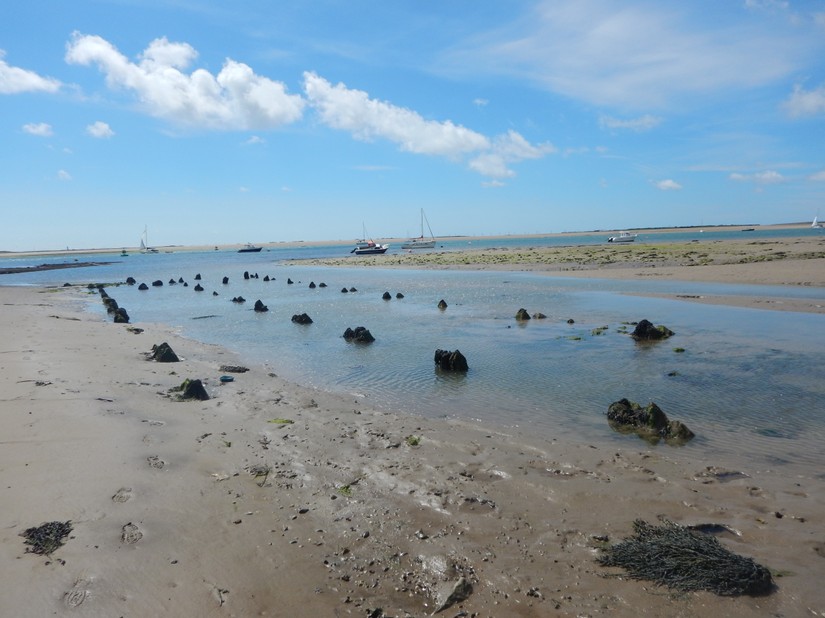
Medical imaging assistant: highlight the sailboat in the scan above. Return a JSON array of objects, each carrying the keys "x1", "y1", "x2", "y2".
[
  {"x1": 140, "y1": 226, "x2": 159, "y2": 253},
  {"x1": 813, "y1": 216, "x2": 824, "y2": 229},
  {"x1": 401, "y1": 209, "x2": 436, "y2": 249},
  {"x1": 351, "y1": 223, "x2": 389, "y2": 255}
]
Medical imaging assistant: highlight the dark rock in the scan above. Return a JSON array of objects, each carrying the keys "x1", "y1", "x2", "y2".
[
  {"x1": 212, "y1": 291, "x2": 218, "y2": 296},
  {"x1": 606, "y1": 398, "x2": 694, "y2": 445},
  {"x1": 126, "y1": 277, "x2": 136, "y2": 285},
  {"x1": 287, "y1": 278, "x2": 293, "y2": 285},
  {"x1": 263, "y1": 275, "x2": 270, "y2": 282},
  {"x1": 515, "y1": 308, "x2": 531, "y2": 320},
  {"x1": 533, "y1": 312, "x2": 547, "y2": 319},
  {"x1": 382, "y1": 291, "x2": 392, "y2": 300},
  {"x1": 222, "y1": 276, "x2": 229, "y2": 284},
  {"x1": 194, "y1": 284, "x2": 204, "y2": 292},
  {"x1": 309, "y1": 281, "x2": 316, "y2": 289},
  {"x1": 254, "y1": 299, "x2": 269, "y2": 312},
  {"x1": 434, "y1": 349, "x2": 468, "y2": 372},
  {"x1": 195, "y1": 273, "x2": 201, "y2": 280},
  {"x1": 219, "y1": 365, "x2": 249, "y2": 373},
  {"x1": 567, "y1": 318, "x2": 575, "y2": 324},
  {"x1": 168, "y1": 278, "x2": 176, "y2": 285},
  {"x1": 231, "y1": 296, "x2": 246, "y2": 303},
  {"x1": 138, "y1": 283, "x2": 149, "y2": 290},
  {"x1": 114, "y1": 307, "x2": 130, "y2": 323},
  {"x1": 396, "y1": 292, "x2": 404, "y2": 299},
  {"x1": 291, "y1": 313, "x2": 313, "y2": 325},
  {"x1": 631, "y1": 319, "x2": 674, "y2": 341},
  {"x1": 343, "y1": 326, "x2": 375, "y2": 343},
  {"x1": 179, "y1": 378, "x2": 209, "y2": 401},
  {"x1": 349, "y1": 287, "x2": 357, "y2": 292},
  {"x1": 152, "y1": 280, "x2": 163, "y2": 287},
  {"x1": 102, "y1": 297, "x2": 118, "y2": 313},
  {"x1": 183, "y1": 282, "x2": 189, "y2": 287},
  {"x1": 319, "y1": 282, "x2": 327, "y2": 288},
  {"x1": 178, "y1": 277, "x2": 184, "y2": 283},
  {"x1": 151, "y1": 342, "x2": 180, "y2": 363},
  {"x1": 244, "y1": 271, "x2": 250, "y2": 280},
  {"x1": 438, "y1": 299, "x2": 448, "y2": 310},
  {"x1": 341, "y1": 287, "x2": 349, "y2": 293}
]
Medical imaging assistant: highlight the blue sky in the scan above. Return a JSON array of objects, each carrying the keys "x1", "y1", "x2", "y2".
[{"x1": 2, "y1": 0, "x2": 824, "y2": 251}]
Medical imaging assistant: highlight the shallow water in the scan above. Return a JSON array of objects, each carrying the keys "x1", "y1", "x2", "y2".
[{"x1": 4, "y1": 239, "x2": 825, "y2": 477}]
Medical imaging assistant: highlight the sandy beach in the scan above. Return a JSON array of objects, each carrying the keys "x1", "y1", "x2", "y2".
[{"x1": 2, "y1": 239, "x2": 825, "y2": 616}]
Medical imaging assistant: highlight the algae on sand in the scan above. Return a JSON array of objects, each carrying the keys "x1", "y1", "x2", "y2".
[{"x1": 598, "y1": 519, "x2": 773, "y2": 596}]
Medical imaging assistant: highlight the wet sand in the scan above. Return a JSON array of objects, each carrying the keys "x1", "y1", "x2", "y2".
[{"x1": 2, "y1": 280, "x2": 824, "y2": 616}]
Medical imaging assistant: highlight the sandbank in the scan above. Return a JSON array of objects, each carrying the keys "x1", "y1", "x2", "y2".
[
  {"x1": 1, "y1": 285, "x2": 824, "y2": 617},
  {"x1": 296, "y1": 235, "x2": 825, "y2": 314}
]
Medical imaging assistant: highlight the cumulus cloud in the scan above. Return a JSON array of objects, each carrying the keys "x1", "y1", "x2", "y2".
[
  {"x1": 65, "y1": 33, "x2": 305, "y2": 130},
  {"x1": 86, "y1": 121, "x2": 114, "y2": 138},
  {"x1": 303, "y1": 72, "x2": 489, "y2": 157},
  {"x1": 441, "y1": 0, "x2": 809, "y2": 108},
  {"x1": 0, "y1": 50, "x2": 61, "y2": 94},
  {"x1": 729, "y1": 170, "x2": 785, "y2": 184},
  {"x1": 303, "y1": 72, "x2": 553, "y2": 178},
  {"x1": 57, "y1": 169, "x2": 72, "y2": 181},
  {"x1": 600, "y1": 114, "x2": 662, "y2": 132},
  {"x1": 809, "y1": 170, "x2": 825, "y2": 181},
  {"x1": 654, "y1": 179, "x2": 682, "y2": 191},
  {"x1": 245, "y1": 135, "x2": 265, "y2": 145},
  {"x1": 23, "y1": 122, "x2": 53, "y2": 137},
  {"x1": 784, "y1": 83, "x2": 825, "y2": 117}
]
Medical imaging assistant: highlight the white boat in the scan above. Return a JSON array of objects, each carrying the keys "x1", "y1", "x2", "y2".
[
  {"x1": 607, "y1": 231, "x2": 637, "y2": 243},
  {"x1": 813, "y1": 216, "x2": 824, "y2": 229},
  {"x1": 352, "y1": 241, "x2": 389, "y2": 255},
  {"x1": 351, "y1": 224, "x2": 389, "y2": 255},
  {"x1": 140, "y1": 226, "x2": 159, "y2": 253},
  {"x1": 401, "y1": 209, "x2": 436, "y2": 249}
]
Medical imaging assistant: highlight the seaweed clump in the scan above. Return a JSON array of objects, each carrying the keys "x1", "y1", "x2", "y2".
[
  {"x1": 597, "y1": 519, "x2": 773, "y2": 596},
  {"x1": 22, "y1": 520, "x2": 73, "y2": 555}
]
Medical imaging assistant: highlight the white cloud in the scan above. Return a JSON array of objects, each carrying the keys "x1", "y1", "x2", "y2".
[
  {"x1": 245, "y1": 135, "x2": 265, "y2": 145},
  {"x1": 473, "y1": 98, "x2": 489, "y2": 107},
  {"x1": 600, "y1": 114, "x2": 662, "y2": 132},
  {"x1": 481, "y1": 179, "x2": 506, "y2": 188},
  {"x1": 655, "y1": 179, "x2": 682, "y2": 191},
  {"x1": 303, "y1": 72, "x2": 553, "y2": 178},
  {"x1": 23, "y1": 122, "x2": 53, "y2": 137},
  {"x1": 442, "y1": 0, "x2": 810, "y2": 109},
  {"x1": 57, "y1": 169, "x2": 72, "y2": 181},
  {"x1": 729, "y1": 170, "x2": 785, "y2": 184},
  {"x1": 809, "y1": 170, "x2": 825, "y2": 181},
  {"x1": 303, "y1": 72, "x2": 489, "y2": 157},
  {"x1": 86, "y1": 121, "x2": 114, "y2": 138},
  {"x1": 0, "y1": 50, "x2": 61, "y2": 94},
  {"x1": 784, "y1": 83, "x2": 825, "y2": 117},
  {"x1": 65, "y1": 34, "x2": 305, "y2": 130}
]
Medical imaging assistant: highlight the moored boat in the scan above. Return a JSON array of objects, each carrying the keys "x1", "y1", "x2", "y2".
[
  {"x1": 401, "y1": 209, "x2": 436, "y2": 249},
  {"x1": 238, "y1": 243, "x2": 262, "y2": 253},
  {"x1": 607, "y1": 231, "x2": 637, "y2": 243}
]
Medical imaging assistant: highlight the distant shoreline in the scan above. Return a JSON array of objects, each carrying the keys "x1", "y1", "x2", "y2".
[{"x1": 0, "y1": 222, "x2": 812, "y2": 258}]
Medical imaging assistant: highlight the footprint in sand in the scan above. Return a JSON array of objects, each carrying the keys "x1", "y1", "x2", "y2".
[
  {"x1": 121, "y1": 522, "x2": 143, "y2": 544},
  {"x1": 63, "y1": 580, "x2": 89, "y2": 608},
  {"x1": 147, "y1": 456, "x2": 165, "y2": 469},
  {"x1": 111, "y1": 487, "x2": 133, "y2": 503}
]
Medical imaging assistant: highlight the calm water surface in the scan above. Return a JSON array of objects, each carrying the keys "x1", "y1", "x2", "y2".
[{"x1": 3, "y1": 234, "x2": 824, "y2": 477}]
